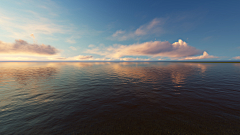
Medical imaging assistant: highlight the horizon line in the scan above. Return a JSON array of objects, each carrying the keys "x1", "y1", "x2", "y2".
[{"x1": 0, "y1": 61, "x2": 240, "y2": 63}]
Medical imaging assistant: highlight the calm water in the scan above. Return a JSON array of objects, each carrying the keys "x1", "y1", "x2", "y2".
[{"x1": 0, "y1": 62, "x2": 240, "y2": 134}]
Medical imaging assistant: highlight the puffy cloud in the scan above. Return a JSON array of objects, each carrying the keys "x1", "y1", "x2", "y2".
[
  {"x1": 0, "y1": 39, "x2": 59, "y2": 55},
  {"x1": 182, "y1": 51, "x2": 218, "y2": 60},
  {"x1": 233, "y1": 56, "x2": 240, "y2": 59},
  {"x1": 69, "y1": 46, "x2": 77, "y2": 51},
  {"x1": 87, "y1": 39, "x2": 202, "y2": 58},
  {"x1": 111, "y1": 18, "x2": 163, "y2": 41}
]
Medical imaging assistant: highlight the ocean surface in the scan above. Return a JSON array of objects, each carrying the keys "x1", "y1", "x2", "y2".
[{"x1": 0, "y1": 62, "x2": 240, "y2": 134}]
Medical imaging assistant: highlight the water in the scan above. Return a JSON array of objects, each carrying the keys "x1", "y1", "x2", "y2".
[{"x1": 0, "y1": 62, "x2": 240, "y2": 134}]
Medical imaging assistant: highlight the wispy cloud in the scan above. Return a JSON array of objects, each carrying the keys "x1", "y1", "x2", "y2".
[
  {"x1": 0, "y1": 11, "x2": 67, "y2": 40},
  {"x1": 0, "y1": 39, "x2": 59, "y2": 55},
  {"x1": 66, "y1": 39, "x2": 76, "y2": 44},
  {"x1": 86, "y1": 39, "x2": 202, "y2": 58},
  {"x1": 110, "y1": 18, "x2": 164, "y2": 41},
  {"x1": 66, "y1": 35, "x2": 81, "y2": 44},
  {"x1": 88, "y1": 44, "x2": 95, "y2": 48},
  {"x1": 69, "y1": 46, "x2": 77, "y2": 51},
  {"x1": 233, "y1": 56, "x2": 240, "y2": 59},
  {"x1": 30, "y1": 33, "x2": 35, "y2": 39},
  {"x1": 0, "y1": 4, "x2": 85, "y2": 44}
]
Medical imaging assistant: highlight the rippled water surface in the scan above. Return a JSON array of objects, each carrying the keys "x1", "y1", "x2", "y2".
[{"x1": 0, "y1": 62, "x2": 240, "y2": 134}]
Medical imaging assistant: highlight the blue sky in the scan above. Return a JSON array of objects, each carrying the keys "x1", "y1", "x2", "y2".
[{"x1": 0, "y1": 0, "x2": 240, "y2": 61}]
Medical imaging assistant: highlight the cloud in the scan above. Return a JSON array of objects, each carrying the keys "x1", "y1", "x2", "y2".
[
  {"x1": 88, "y1": 44, "x2": 95, "y2": 48},
  {"x1": 181, "y1": 51, "x2": 218, "y2": 60},
  {"x1": 76, "y1": 55, "x2": 93, "y2": 60},
  {"x1": 120, "y1": 58, "x2": 151, "y2": 61},
  {"x1": 50, "y1": 55, "x2": 93, "y2": 61},
  {"x1": 87, "y1": 39, "x2": 202, "y2": 58},
  {"x1": 233, "y1": 56, "x2": 240, "y2": 59},
  {"x1": 69, "y1": 46, "x2": 77, "y2": 51},
  {"x1": 112, "y1": 30, "x2": 125, "y2": 37},
  {"x1": 30, "y1": 33, "x2": 37, "y2": 43},
  {"x1": 66, "y1": 39, "x2": 76, "y2": 44},
  {"x1": 30, "y1": 33, "x2": 35, "y2": 39},
  {"x1": 0, "y1": 39, "x2": 59, "y2": 55},
  {"x1": 111, "y1": 18, "x2": 164, "y2": 41},
  {"x1": 0, "y1": 11, "x2": 67, "y2": 41},
  {"x1": 49, "y1": 55, "x2": 122, "y2": 61},
  {"x1": 54, "y1": 57, "x2": 67, "y2": 60},
  {"x1": 0, "y1": 57, "x2": 36, "y2": 61},
  {"x1": 0, "y1": 9, "x2": 86, "y2": 43}
]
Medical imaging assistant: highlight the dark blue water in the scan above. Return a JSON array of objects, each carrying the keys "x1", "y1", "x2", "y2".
[{"x1": 0, "y1": 62, "x2": 240, "y2": 134}]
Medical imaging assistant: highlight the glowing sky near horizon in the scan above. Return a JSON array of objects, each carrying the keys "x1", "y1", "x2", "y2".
[{"x1": 0, "y1": 0, "x2": 240, "y2": 61}]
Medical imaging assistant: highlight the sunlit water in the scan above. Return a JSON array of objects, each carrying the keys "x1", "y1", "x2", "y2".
[{"x1": 0, "y1": 62, "x2": 240, "y2": 134}]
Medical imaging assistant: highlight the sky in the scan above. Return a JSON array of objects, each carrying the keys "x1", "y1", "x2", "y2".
[{"x1": 0, "y1": 0, "x2": 240, "y2": 61}]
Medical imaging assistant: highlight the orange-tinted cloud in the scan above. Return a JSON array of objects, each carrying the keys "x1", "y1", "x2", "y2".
[
  {"x1": 181, "y1": 51, "x2": 218, "y2": 60},
  {"x1": 50, "y1": 55, "x2": 93, "y2": 60},
  {"x1": 30, "y1": 33, "x2": 35, "y2": 39},
  {"x1": 233, "y1": 56, "x2": 240, "y2": 59},
  {"x1": 120, "y1": 57, "x2": 150, "y2": 61},
  {"x1": 0, "y1": 39, "x2": 59, "y2": 55},
  {"x1": 76, "y1": 55, "x2": 93, "y2": 60},
  {"x1": 87, "y1": 39, "x2": 202, "y2": 58}
]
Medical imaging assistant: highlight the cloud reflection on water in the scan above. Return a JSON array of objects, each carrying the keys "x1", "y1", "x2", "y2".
[
  {"x1": 103, "y1": 62, "x2": 210, "y2": 101},
  {"x1": 0, "y1": 62, "x2": 58, "y2": 85},
  {"x1": 110, "y1": 62, "x2": 209, "y2": 85},
  {"x1": 0, "y1": 62, "x2": 210, "y2": 87}
]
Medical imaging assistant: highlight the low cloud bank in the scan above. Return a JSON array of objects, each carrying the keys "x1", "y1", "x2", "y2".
[
  {"x1": 120, "y1": 58, "x2": 150, "y2": 61},
  {"x1": 181, "y1": 51, "x2": 218, "y2": 60},
  {"x1": 87, "y1": 39, "x2": 203, "y2": 58},
  {"x1": 0, "y1": 39, "x2": 58, "y2": 55},
  {"x1": 233, "y1": 56, "x2": 240, "y2": 59},
  {"x1": 52, "y1": 55, "x2": 93, "y2": 60}
]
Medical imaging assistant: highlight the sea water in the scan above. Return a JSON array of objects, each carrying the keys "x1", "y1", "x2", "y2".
[{"x1": 0, "y1": 62, "x2": 240, "y2": 134}]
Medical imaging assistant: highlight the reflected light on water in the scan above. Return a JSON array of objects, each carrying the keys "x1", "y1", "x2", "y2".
[{"x1": 0, "y1": 62, "x2": 239, "y2": 134}]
